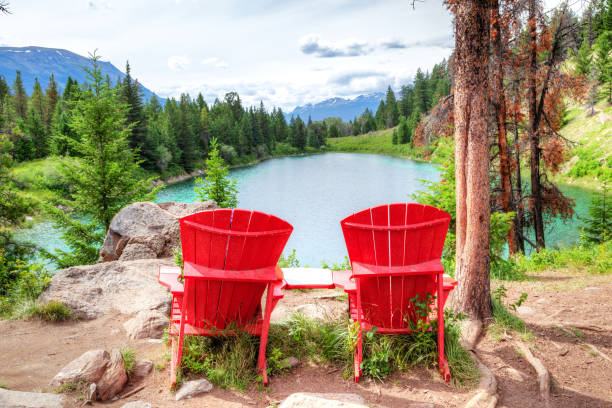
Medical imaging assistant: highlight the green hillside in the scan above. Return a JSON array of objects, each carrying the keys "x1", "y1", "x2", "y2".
[{"x1": 557, "y1": 100, "x2": 612, "y2": 188}]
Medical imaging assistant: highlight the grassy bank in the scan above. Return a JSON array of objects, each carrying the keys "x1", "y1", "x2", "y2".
[
  {"x1": 555, "y1": 100, "x2": 612, "y2": 189},
  {"x1": 326, "y1": 127, "x2": 454, "y2": 164}
]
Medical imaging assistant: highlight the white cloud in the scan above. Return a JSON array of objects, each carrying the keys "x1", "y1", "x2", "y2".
[
  {"x1": 167, "y1": 56, "x2": 190, "y2": 71},
  {"x1": 202, "y1": 57, "x2": 219, "y2": 65},
  {"x1": 202, "y1": 57, "x2": 228, "y2": 69}
]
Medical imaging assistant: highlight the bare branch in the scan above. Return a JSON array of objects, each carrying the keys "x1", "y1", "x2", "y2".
[{"x1": 0, "y1": 1, "x2": 10, "y2": 14}]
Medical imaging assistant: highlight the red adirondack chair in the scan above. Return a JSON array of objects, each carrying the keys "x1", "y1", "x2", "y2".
[
  {"x1": 332, "y1": 203, "x2": 456, "y2": 382},
  {"x1": 158, "y1": 208, "x2": 293, "y2": 387}
]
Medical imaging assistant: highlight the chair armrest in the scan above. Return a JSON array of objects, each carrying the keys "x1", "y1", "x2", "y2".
[
  {"x1": 443, "y1": 274, "x2": 458, "y2": 290},
  {"x1": 332, "y1": 270, "x2": 356, "y2": 293},
  {"x1": 158, "y1": 266, "x2": 184, "y2": 294},
  {"x1": 183, "y1": 261, "x2": 280, "y2": 283},
  {"x1": 352, "y1": 260, "x2": 444, "y2": 278},
  {"x1": 270, "y1": 279, "x2": 286, "y2": 299}
]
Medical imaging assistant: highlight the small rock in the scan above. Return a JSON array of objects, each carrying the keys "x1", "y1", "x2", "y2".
[
  {"x1": 0, "y1": 388, "x2": 66, "y2": 408},
  {"x1": 285, "y1": 356, "x2": 300, "y2": 368},
  {"x1": 585, "y1": 286, "x2": 601, "y2": 291},
  {"x1": 121, "y1": 402, "x2": 152, "y2": 408},
  {"x1": 294, "y1": 304, "x2": 332, "y2": 320},
  {"x1": 559, "y1": 348, "x2": 569, "y2": 356},
  {"x1": 123, "y1": 310, "x2": 169, "y2": 339},
  {"x1": 536, "y1": 298, "x2": 549, "y2": 304},
  {"x1": 516, "y1": 306, "x2": 536, "y2": 316},
  {"x1": 49, "y1": 349, "x2": 110, "y2": 388},
  {"x1": 132, "y1": 360, "x2": 154, "y2": 380},
  {"x1": 175, "y1": 379, "x2": 214, "y2": 401},
  {"x1": 95, "y1": 349, "x2": 128, "y2": 401},
  {"x1": 279, "y1": 393, "x2": 367, "y2": 407},
  {"x1": 271, "y1": 305, "x2": 290, "y2": 322},
  {"x1": 87, "y1": 383, "x2": 97, "y2": 401}
]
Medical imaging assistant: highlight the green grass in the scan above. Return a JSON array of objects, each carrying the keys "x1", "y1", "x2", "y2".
[
  {"x1": 558, "y1": 99, "x2": 612, "y2": 188},
  {"x1": 514, "y1": 240, "x2": 612, "y2": 274},
  {"x1": 175, "y1": 312, "x2": 478, "y2": 391},
  {"x1": 121, "y1": 347, "x2": 137, "y2": 376},
  {"x1": 489, "y1": 297, "x2": 529, "y2": 341},
  {"x1": 11, "y1": 156, "x2": 77, "y2": 202},
  {"x1": 8, "y1": 300, "x2": 72, "y2": 322}
]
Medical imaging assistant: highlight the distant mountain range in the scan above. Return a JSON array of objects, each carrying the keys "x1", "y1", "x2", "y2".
[
  {"x1": 0, "y1": 46, "x2": 159, "y2": 101},
  {"x1": 286, "y1": 92, "x2": 385, "y2": 122}
]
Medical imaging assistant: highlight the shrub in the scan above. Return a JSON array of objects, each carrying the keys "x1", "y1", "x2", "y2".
[{"x1": 121, "y1": 348, "x2": 137, "y2": 376}]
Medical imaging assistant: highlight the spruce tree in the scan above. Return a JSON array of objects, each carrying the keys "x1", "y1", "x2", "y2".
[
  {"x1": 120, "y1": 61, "x2": 151, "y2": 167},
  {"x1": 194, "y1": 137, "x2": 238, "y2": 208},
  {"x1": 398, "y1": 116, "x2": 410, "y2": 144},
  {"x1": 43, "y1": 54, "x2": 157, "y2": 267},
  {"x1": 44, "y1": 74, "x2": 59, "y2": 128},
  {"x1": 413, "y1": 68, "x2": 430, "y2": 114},
  {"x1": 581, "y1": 181, "x2": 612, "y2": 244},
  {"x1": 575, "y1": 37, "x2": 593, "y2": 75},
  {"x1": 385, "y1": 86, "x2": 399, "y2": 127},
  {"x1": 24, "y1": 105, "x2": 47, "y2": 158},
  {"x1": 595, "y1": 31, "x2": 612, "y2": 102},
  {"x1": 392, "y1": 128, "x2": 398, "y2": 144},
  {"x1": 375, "y1": 100, "x2": 386, "y2": 130},
  {"x1": 12, "y1": 71, "x2": 27, "y2": 119}
]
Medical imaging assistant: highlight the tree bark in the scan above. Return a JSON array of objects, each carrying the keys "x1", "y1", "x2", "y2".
[
  {"x1": 528, "y1": 0, "x2": 546, "y2": 250},
  {"x1": 490, "y1": 0, "x2": 516, "y2": 254},
  {"x1": 452, "y1": 0, "x2": 492, "y2": 321}
]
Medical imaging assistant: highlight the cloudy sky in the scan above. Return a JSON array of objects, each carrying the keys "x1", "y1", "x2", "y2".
[{"x1": 1, "y1": 0, "x2": 570, "y2": 110}]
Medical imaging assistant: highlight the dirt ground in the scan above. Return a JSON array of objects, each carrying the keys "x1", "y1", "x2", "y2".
[{"x1": 0, "y1": 269, "x2": 611, "y2": 408}]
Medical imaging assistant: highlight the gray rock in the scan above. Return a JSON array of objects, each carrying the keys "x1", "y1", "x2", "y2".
[
  {"x1": 121, "y1": 402, "x2": 151, "y2": 408},
  {"x1": 175, "y1": 379, "x2": 214, "y2": 400},
  {"x1": 279, "y1": 393, "x2": 367, "y2": 408},
  {"x1": 95, "y1": 349, "x2": 128, "y2": 401},
  {"x1": 49, "y1": 349, "x2": 110, "y2": 388},
  {"x1": 131, "y1": 360, "x2": 154, "y2": 380},
  {"x1": 38, "y1": 258, "x2": 174, "y2": 319},
  {"x1": 119, "y1": 243, "x2": 157, "y2": 261},
  {"x1": 0, "y1": 388, "x2": 66, "y2": 408},
  {"x1": 285, "y1": 356, "x2": 300, "y2": 368},
  {"x1": 123, "y1": 310, "x2": 169, "y2": 339},
  {"x1": 516, "y1": 306, "x2": 536, "y2": 317},
  {"x1": 295, "y1": 304, "x2": 332, "y2": 320},
  {"x1": 100, "y1": 201, "x2": 217, "y2": 262},
  {"x1": 585, "y1": 286, "x2": 602, "y2": 291}
]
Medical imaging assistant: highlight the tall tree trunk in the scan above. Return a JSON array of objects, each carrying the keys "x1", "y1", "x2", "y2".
[
  {"x1": 528, "y1": 0, "x2": 545, "y2": 250},
  {"x1": 490, "y1": 0, "x2": 516, "y2": 254},
  {"x1": 513, "y1": 112, "x2": 525, "y2": 254},
  {"x1": 452, "y1": 0, "x2": 492, "y2": 321}
]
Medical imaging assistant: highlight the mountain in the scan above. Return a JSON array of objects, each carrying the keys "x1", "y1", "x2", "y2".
[
  {"x1": 0, "y1": 46, "x2": 160, "y2": 101},
  {"x1": 287, "y1": 92, "x2": 385, "y2": 122}
]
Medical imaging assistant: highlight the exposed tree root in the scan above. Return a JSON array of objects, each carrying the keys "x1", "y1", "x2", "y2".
[
  {"x1": 515, "y1": 341, "x2": 551, "y2": 407},
  {"x1": 555, "y1": 324, "x2": 612, "y2": 362},
  {"x1": 461, "y1": 319, "x2": 499, "y2": 408}
]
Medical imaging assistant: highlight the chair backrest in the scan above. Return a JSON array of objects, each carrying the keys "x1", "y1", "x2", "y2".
[
  {"x1": 341, "y1": 203, "x2": 450, "y2": 329},
  {"x1": 179, "y1": 208, "x2": 293, "y2": 329}
]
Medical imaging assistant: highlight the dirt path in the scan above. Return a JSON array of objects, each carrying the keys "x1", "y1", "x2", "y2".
[
  {"x1": 478, "y1": 270, "x2": 612, "y2": 408},
  {"x1": 0, "y1": 269, "x2": 610, "y2": 407}
]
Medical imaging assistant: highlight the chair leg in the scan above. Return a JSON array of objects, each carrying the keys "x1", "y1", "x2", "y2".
[
  {"x1": 170, "y1": 335, "x2": 178, "y2": 387},
  {"x1": 353, "y1": 321, "x2": 363, "y2": 383},
  {"x1": 257, "y1": 283, "x2": 275, "y2": 386},
  {"x1": 171, "y1": 283, "x2": 188, "y2": 388},
  {"x1": 437, "y1": 274, "x2": 450, "y2": 382}
]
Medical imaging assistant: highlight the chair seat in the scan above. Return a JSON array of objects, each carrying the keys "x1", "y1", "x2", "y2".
[{"x1": 283, "y1": 268, "x2": 335, "y2": 289}]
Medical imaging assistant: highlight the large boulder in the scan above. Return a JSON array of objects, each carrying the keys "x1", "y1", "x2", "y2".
[
  {"x1": 99, "y1": 201, "x2": 217, "y2": 262},
  {"x1": 123, "y1": 310, "x2": 169, "y2": 339},
  {"x1": 49, "y1": 349, "x2": 110, "y2": 388},
  {"x1": 279, "y1": 393, "x2": 368, "y2": 408},
  {"x1": 95, "y1": 349, "x2": 128, "y2": 401},
  {"x1": 39, "y1": 258, "x2": 175, "y2": 319},
  {"x1": 0, "y1": 389, "x2": 66, "y2": 408}
]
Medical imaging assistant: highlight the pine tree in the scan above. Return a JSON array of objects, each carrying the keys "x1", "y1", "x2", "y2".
[
  {"x1": 12, "y1": 71, "x2": 28, "y2": 119},
  {"x1": 594, "y1": 31, "x2": 612, "y2": 102},
  {"x1": 121, "y1": 61, "x2": 151, "y2": 167},
  {"x1": 399, "y1": 85, "x2": 413, "y2": 118},
  {"x1": 63, "y1": 77, "x2": 79, "y2": 102},
  {"x1": 392, "y1": 128, "x2": 398, "y2": 144},
  {"x1": 374, "y1": 100, "x2": 386, "y2": 130},
  {"x1": 194, "y1": 137, "x2": 238, "y2": 208},
  {"x1": 43, "y1": 54, "x2": 157, "y2": 267},
  {"x1": 576, "y1": 37, "x2": 593, "y2": 75},
  {"x1": 398, "y1": 116, "x2": 411, "y2": 144},
  {"x1": 581, "y1": 181, "x2": 612, "y2": 244},
  {"x1": 44, "y1": 74, "x2": 60, "y2": 128},
  {"x1": 384, "y1": 86, "x2": 399, "y2": 127},
  {"x1": 24, "y1": 105, "x2": 47, "y2": 158},
  {"x1": 413, "y1": 68, "x2": 430, "y2": 114}
]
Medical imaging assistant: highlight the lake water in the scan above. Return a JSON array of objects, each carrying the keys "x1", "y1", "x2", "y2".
[{"x1": 18, "y1": 153, "x2": 594, "y2": 267}]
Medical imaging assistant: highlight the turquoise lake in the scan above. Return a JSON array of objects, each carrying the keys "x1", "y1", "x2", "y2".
[{"x1": 18, "y1": 153, "x2": 594, "y2": 268}]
